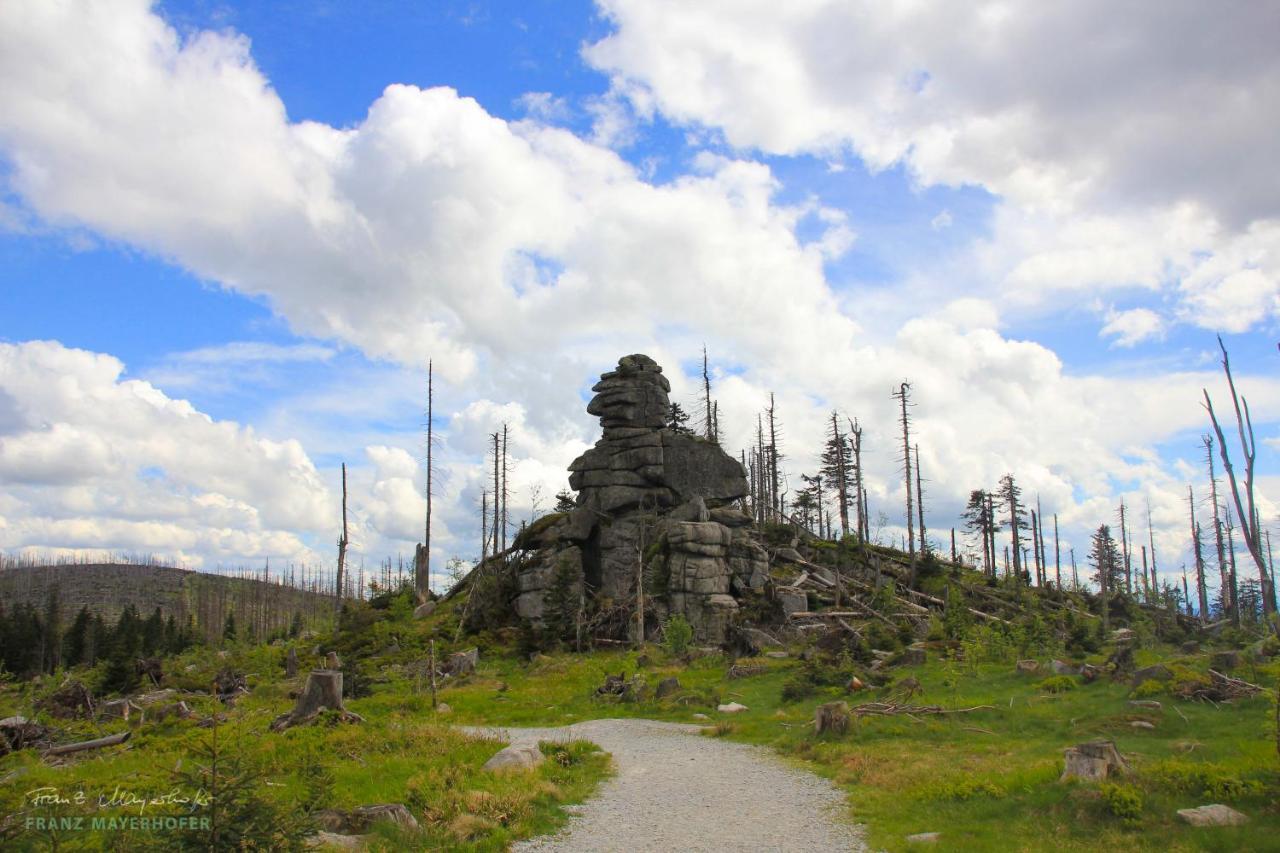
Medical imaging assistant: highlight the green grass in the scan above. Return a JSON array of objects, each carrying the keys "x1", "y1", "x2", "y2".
[
  {"x1": 5, "y1": 590, "x2": 1277, "y2": 852},
  {"x1": 435, "y1": 641, "x2": 1280, "y2": 852}
]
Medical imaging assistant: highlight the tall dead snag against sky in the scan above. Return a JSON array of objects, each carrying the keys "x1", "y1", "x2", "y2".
[
  {"x1": 1146, "y1": 498, "x2": 1158, "y2": 601},
  {"x1": 335, "y1": 462, "x2": 348, "y2": 610},
  {"x1": 1031, "y1": 508, "x2": 1042, "y2": 586},
  {"x1": 415, "y1": 361, "x2": 434, "y2": 603},
  {"x1": 848, "y1": 418, "x2": 867, "y2": 541},
  {"x1": 501, "y1": 424, "x2": 509, "y2": 555},
  {"x1": 1188, "y1": 485, "x2": 1209, "y2": 622},
  {"x1": 1203, "y1": 337, "x2": 1274, "y2": 621},
  {"x1": 915, "y1": 443, "x2": 927, "y2": 554},
  {"x1": 491, "y1": 432, "x2": 502, "y2": 563},
  {"x1": 767, "y1": 393, "x2": 782, "y2": 519},
  {"x1": 1203, "y1": 434, "x2": 1233, "y2": 622},
  {"x1": 893, "y1": 382, "x2": 915, "y2": 558},
  {"x1": 1054, "y1": 513, "x2": 1062, "y2": 589}
]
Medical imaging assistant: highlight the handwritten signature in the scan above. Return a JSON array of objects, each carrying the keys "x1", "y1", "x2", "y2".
[{"x1": 25, "y1": 786, "x2": 212, "y2": 815}]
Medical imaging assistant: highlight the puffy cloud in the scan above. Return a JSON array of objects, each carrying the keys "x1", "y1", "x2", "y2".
[
  {"x1": 1101, "y1": 307, "x2": 1165, "y2": 348},
  {"x1": 0, "y1": 340, "x2": 331, "y2": 565},
  {"x1": 585, "y1": 1, "x2": 1280, "y2": 330}
]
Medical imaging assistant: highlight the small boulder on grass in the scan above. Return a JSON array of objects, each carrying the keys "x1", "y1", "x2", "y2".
[
  {"x1": 717, "y1": 702, "x2": 749, "y2": 714},
  {"x1": 483, "y1": 744, "x2": 545, "y2": 772},
  {"x1": 1177, "y1": 804, "x2": 1248, "y2": 827},
  {"x1": 1015, "y1": 660, "x2": 1039, "y2": 675}
]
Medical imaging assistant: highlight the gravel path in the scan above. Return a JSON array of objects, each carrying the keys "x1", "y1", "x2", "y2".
[{"x1": 462, "y1": 718, "x2": 865, "y2": 853}]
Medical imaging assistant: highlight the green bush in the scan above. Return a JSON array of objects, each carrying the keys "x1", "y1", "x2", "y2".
[
  {"x1": 1036, "y1": 675, "x2": 1076, "y2": 694},
  {"x1": 662, "y1": 614, "x2": 694, "y2": 657},
  {"x1": 1129, "y1": 679, "x2": 1166, "y2": 699},
  {"x1": 919, "y1": 777, "x2": 1007, "y2": 801},
  {"x1": 1099, "y1": 782, "x2": 1144, "y2": 825}
]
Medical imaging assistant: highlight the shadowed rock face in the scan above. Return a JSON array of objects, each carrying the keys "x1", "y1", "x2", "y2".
[
  {"x1": 515, "y1": 354, "x2": 759, "y2": 644},
  {"x1": 569, "y1": 354, "x2": 747, "y2": 514}
]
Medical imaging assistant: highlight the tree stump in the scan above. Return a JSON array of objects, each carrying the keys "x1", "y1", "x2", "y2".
[
  {"x1": 286, "y1": 647, "x2": 299, "y2": 678},
  {"x1": 326, "y1": 651, "x2": 341, "y2": 670},
  {"x1": 450, "y1": 648, "x2": 478, "y2": 675},
  {"x1": 814, "y1": 701, "x2": 851, "y2": 736},
  {"x1": 1060, "y1": 739, "x2": 1129, "y2": 782},
  {"x1": 270, "y1": 670, "x2": 364, "y2": 731}
]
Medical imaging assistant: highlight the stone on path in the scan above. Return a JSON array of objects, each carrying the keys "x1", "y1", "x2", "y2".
[
  {"x1": 717, "y1": 702, "x2": 749, "y2": 713},
  {"x1": 1177, "y1": 804, "x2": 1248, "y2": 827}
]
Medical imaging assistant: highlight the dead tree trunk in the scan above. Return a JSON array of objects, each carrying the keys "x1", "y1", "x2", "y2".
[
  {"x1": 849, "y1": 418, "x2": 866, "y2": 541},
  {"x1": 1189, "y1": 485, "x2": 1209, "y2": 622},
  {"x1": 44, "y1": 731, "x2": 131, "y2": 757},
  {"x1": 1054, "y1": 513, "x2": 1062, "y2": 589},
  {"x1": 1204, "y1": 336, "x2": 1273, "y2": 624},
  {"x1": 893, "y1": 383, "x2": 915, "y2": 558},
  {"x1": 1204, "y1": 435, "x2": 1232, "y2": 621},
  {"x1": 1119, "y1": 501, "x2": 1131, "y2": 595},
  {"x1": 270, "y1": 669, "x2": 362, "y2": 731},
  {"x1": 416, "y1": 360, "x2": 434, "y2": 603},
  {"x1": 814, "y1": 701, "x2": 851, "y2": 736},
  {"x1": 335, "y1": 463, "x2": 348, "y2": 610},
  {"x1": 702, "y1": 344, "x2": 714, "y2": 441},
  {"x1": 285, "y1": 647, "x2": 298, "y2": 678},
  {"x1": 915, "y1": 443, "x2": 926, "y2": 554}
]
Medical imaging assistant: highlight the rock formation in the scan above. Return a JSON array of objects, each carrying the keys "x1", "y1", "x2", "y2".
[{"x1": 513, "y1": 354, "x2": 768, "y2": 643}]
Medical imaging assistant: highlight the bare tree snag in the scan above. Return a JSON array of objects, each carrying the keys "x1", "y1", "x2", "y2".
[
  {"x1": 416, "y1": 360, "x2": 434, "y2": 603},
  {"x1": 1204, "y1": 336, "x2": 1274, "y2": 623},
  {"x1": 1054, "y1": 513, "x2": 1062, "y2": 589},
  {"x1": 1189, "y1": 485, "x2": 1209, "y2": 622},
  {"x1": 271, "y1": 670, "x2": 363, "y2": 731},
  {"x1": 893, "y1": 382, "x2": 915, "y2": 558},
  {"x1": 915, "y1": 443, "x2": 926, "y2": 554},
  {"x1": 286, "y1": 647, "x2": 298, "y2": 678},
  {"x1": 335, "y1": 462, "x2": 348, "y2": 608}
]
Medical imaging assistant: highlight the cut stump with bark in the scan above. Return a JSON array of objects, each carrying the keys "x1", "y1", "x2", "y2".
[
  {"x1": 1061, "y1": 739, "x2": 1129, "y2": 782},
  {"x1": 814, "y1": 701, "x2": 851, "y2": 736},
  {"x1": 270, "y1": 669, "x2": 364, "y2": 732}
]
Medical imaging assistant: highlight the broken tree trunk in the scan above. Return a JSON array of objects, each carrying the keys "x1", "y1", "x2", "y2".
[
  {"x1": 286, "y1": 647, "x2": 299, "y2": 678},
  {"x1": 814, "y1": 701, "x2": 851, "y2": 736},
  {"x1": 1061, "y1": 739, "x2": 1129, "y2": 782},
  {"x1": 270, "y1": 669, "x2": 364, "y2": 731},
  {"x1": 44, "y1": 731, "x2": 131, "y2": 757}
]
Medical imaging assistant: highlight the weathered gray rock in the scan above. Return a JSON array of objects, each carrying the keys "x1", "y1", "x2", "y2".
[
  {"x1": 717, "y1": 702, "x2": 749, "y2": 714},
  {"x1": 1176, "y1": 804, "x2": 1248, "y2": 826},
  {"x1": 656, "y1": 677, "x2": 682, "y2": 699},
  {"x1": 1050, "y1": 659, "x2": 1080, "y2": 676},
  {"x1": 305, "y1": 830, "x2": 370, "y2": 850},
  {"x1": 412, "y1": 601, "x2": 436, "y2": 619},
  {"x1": 778, "y1": 587, "x2": 808, "y2": 617},
  {"x1": 900, "y1": 647, "x2": 926, "y2": 666},
  {"x1": 483, "y1": 744, "x2": 546, "y2": 772}
]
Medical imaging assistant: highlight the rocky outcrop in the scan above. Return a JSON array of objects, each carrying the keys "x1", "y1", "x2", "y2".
[{"x1": 513, "y1": 354, "x2": 757, "y2": 644}]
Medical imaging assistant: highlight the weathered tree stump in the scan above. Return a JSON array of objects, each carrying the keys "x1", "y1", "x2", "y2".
[
  {"x1": 270, "y1": 669, "x2": 363, "y2": 731},
  {"x1": 1060, "y1": 739, "x2": 1129, "y2": 782},
  {"x1": 449, "y1": 648, "x2": 478, "y2": 675},
  {"x1": 814, "y1": 701, "x2": 851, "y2": 736},
  {"x1": 286, "y1": 647, "x2": 299, "y2": 678}
]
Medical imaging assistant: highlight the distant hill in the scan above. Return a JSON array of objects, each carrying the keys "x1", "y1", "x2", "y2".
[{"x1": 0, "y1": 563, "x2": 335, "y2": 642}]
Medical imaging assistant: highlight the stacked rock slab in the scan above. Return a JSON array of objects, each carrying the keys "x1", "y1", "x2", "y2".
[{"x1": 514, "y1": 354, "x2": 758, "y2": 643}]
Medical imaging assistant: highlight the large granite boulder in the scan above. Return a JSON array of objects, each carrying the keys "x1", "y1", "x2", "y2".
[{"x1": 513, "y1": 354, "x2": 757, "y2": 644}]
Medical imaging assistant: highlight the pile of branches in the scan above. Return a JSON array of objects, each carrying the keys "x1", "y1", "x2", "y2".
[
  {"x1": 0, "y1": 716, "x2": 51, "y2": 755},
  {"x1": 1174, "y1": 669, "x2": 1264, "y2": 702},
  {"x1": 35, "y1": 679, "x2": 95, "y2": 719}
]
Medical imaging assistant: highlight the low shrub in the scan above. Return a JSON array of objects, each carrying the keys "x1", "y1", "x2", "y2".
[
  {"x1": 1099, "y1": 782, "x2": 1144, "y2": 824},
  {"x1": 1036, "y1": 675, "x2": 1076, "y2": 694}
]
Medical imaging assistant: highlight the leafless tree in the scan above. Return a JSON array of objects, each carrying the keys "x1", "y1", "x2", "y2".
[
  {"x1": 892, "y1": 382, "x2": 915, "y2": 558},
  {"x1": 1204, "y1": 336, "x2": 1276, "y2": 621},
  {"x1": 335, "y1": 463, "x2": 348, "y2": 610}
]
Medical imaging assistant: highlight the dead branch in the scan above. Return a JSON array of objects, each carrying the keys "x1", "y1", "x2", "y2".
[{"x1": 43, "y1": 731, "x2": 131, "y2": 757}]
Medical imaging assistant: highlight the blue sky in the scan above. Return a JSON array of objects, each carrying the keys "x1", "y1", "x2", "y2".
[{"x1": 1, "y1": 1, "x2": 1278, "y2": 597}]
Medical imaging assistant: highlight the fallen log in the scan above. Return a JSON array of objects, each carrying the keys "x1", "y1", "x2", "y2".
[
  {"x1": 43, "y1": 731, "x2": 131, "y2": 757},
  {"x1": 850, "y1": 702, "x2": 995, "y2": 717}
]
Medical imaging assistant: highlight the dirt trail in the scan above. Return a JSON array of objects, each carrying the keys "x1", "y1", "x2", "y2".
[{"x1": 463, "y1": 718, "x2": 866, "y2": 853}]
